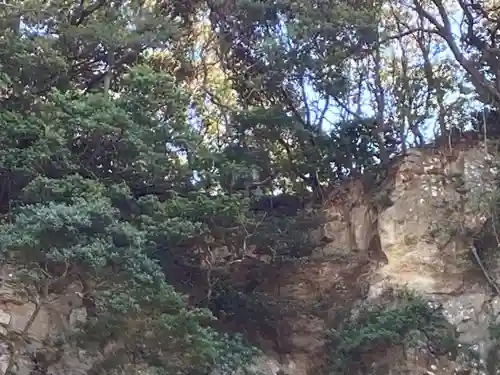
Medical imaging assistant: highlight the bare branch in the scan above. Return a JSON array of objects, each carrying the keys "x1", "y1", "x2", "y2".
[
  {"x1": 317, "y1": 96, "x2": 330, "y2": 133},
  {"x1": 413, "y1": 0, "x2": 500, "y2": 104}
]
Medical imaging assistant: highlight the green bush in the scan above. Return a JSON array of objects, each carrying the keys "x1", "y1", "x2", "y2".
[{"x1": 325, "y1": 290, "x2": 457, "y2": 375}]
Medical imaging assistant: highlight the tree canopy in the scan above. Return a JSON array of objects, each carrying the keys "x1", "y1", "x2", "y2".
[{"x1": 1, "y1": 0, "x2": 500, "y2": 374}]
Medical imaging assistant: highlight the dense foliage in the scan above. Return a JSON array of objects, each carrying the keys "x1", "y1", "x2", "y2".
[
  {"x1": 326, "y1": 291, "x2": 457, "y2": 375},
  {"x1": 1, "y1": 0, "x2": 500, "y2": 374}
]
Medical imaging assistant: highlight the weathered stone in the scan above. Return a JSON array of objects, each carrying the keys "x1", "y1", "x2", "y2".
[
  {"x1": 69, "y1": 307, "x2": 87, "y2": 329},
  {"x1": 7, "y1": 302, "x2": 50, "y2": 339},
  {"x1": 0, "y1": 341, "x2": 10, "y2": 375},
  {"x1": 0, "y1": 310, "x2": 11, "y2": 327}
]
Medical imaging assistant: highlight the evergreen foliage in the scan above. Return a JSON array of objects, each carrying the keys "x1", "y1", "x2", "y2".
[
  {"x1": 0, "y1": 0, "x2": 500, "y2": 373},
  {"x1": 326, "y1": 291, "x2": 457, "y2": 375}
]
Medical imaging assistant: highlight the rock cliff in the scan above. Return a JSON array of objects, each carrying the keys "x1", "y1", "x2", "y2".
[
  {"x1": 222, "y1": 135, "x2": 500, "y2": 375},
  {"x1": 2, "y1": 135, "x2": 500, "y2": 375}
]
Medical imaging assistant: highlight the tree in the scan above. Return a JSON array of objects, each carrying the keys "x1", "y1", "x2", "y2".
[
  {"x1": 410, "y1": 0, "x2": 500, "y2": 108},
  {"x1": 0, "y1": 1, "x2": 261, "y2": 373},
  {"x1": 206, "y1": 0, "x2": 395, "y2": 184},
  {"x1": 0, "y1": 65, "x2": 261, "y2": 375}
]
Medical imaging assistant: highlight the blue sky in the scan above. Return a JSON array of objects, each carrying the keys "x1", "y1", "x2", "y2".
[
  {"x1": 18, "y1": 2, "x2": 480, "y2": 148},
  {"x1": 300, "y1": 4, "x2": 481, "y2": 145}
]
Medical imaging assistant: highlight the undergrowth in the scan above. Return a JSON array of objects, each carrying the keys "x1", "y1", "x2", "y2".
[{"x1": 325, "y1": 290, "x2": 457, "y2": 375}]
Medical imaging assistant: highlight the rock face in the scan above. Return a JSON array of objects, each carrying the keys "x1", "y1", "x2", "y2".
[
  {"x1": 0, "y1": 275, "x2": 92, "y2": 375},
  {"x1": 241, "y1": 137, "x2": 500, "y2": 375},
  {"x1": 223, "y1": 254, "x2": 372, "y2": 375},
  {"x1": 3, "y1": 136, "x2": 500, "y2": 375}
]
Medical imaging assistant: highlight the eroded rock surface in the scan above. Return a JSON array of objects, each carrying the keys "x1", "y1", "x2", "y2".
[
  {"x1": 0, "y1": 277, "x2": 93, "y2": 375},
  {"x1": 243, "y1": 138, "x2": 500, "y2": 375}
]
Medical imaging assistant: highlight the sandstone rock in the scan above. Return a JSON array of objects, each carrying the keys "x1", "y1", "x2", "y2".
[
  {"x1": 246, "y1": 139, "x2": 500, "y2": 375},
  {"x1": 69, "y1": 308, "x2": 87, "y2": 329},
  {"x1": 0, "y1": 310, "x2": 11, "y2": 327}
]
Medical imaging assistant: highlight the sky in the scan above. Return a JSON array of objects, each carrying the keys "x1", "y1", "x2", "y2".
[
  {"x1": 302, "y1": 3, "x2": 481, "y2": 145},
  {"x1": 16, "y1": 1, "x2": 482, "y2": 149}
]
